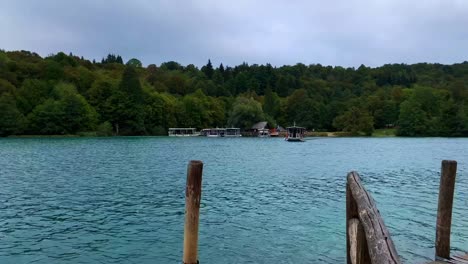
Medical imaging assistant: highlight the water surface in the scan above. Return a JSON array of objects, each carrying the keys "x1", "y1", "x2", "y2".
[{"x1": 0, "y1": 137, "x2": 466, "y2": 263}]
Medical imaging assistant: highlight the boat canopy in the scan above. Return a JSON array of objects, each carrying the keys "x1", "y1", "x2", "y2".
[
  {"x1": 225, "y1": 128, "x2": 241, "y2": 135},
  {"x1": 286, "y1": 126, "x2": 306, "y2": 133},
  {"x1": 168, "y1": 128, "x2": 197, "y2": 135}
]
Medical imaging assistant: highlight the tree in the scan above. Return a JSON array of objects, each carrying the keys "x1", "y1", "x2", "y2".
[
  {"x1": 333, "y1": 107, "x2": 374, "y2": 136},
  {"x1": 212, "y1": 71, "x2": 224, "y2": 86},
  {"x1": 27, "y1": 83, "x2": 97, "y2": 134},
  {"x1": 42, "y1": 60, "x2": 64, "y2": 80},
  {"x1": 116, "y1": 55, "x2": 123, "y2": 64},
  {"x1": 3, "y1": 47, "x2": 468, "y2": 137},
  {"x1": 0, "y1": 79, "x2": 16, "y2": 95},
  {"x1": 228, "y1": 97, "x2": 265, "y2": 129},
  {"x1": 263, "y1": 87, "x2": 280, "y2": 119},
  {"x1": 436, "y1": 100, "x2": 468, "y2": 136},
  {"x1": 86, "y1": 78, "x2": 116, "y2": 122},
  {"x1": 0, "y1": 93, "x2": 25, "y2": 136},
  {"x1": 285, "y1": 89, "x2": 323, "y2": 129},
  {"x1": 101, "y1": 54, "x2": 123, "y2": 64},
  {"x1": 126, "y1": 58, "x2": 142, "y2": 68},
  {"x1": 166, "y1": 74, "x2": 187, "y2": 95},
  {"x1": 146, "y1": 64, "x2": 159, "y2": 85},
  {"x1": 15, "y1": 79, "x2": 51, "y2": 114},
  {"x1": 109, "y1": 66, "x2": 146, "y2": 135},
  {"x1": 57, "y1": 83, "x2": 98, "y2": 133},
  {"x1": 201, "y1": 59, "x2": 214, "y2": 79},
  {"x1": 396, "y1": 100, "x2": 428, "y2": 136},
  {"x1": 219, "y1": 63, "x2": 225, "y2": 74}
]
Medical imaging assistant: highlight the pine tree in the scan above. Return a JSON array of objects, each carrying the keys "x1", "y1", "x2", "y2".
[
  {"x1": 201, "y1": 59, "x2": 214, "y2": 79},
  {"x1": 110, "y1": 66, "x2": 146, "y2": 135}
]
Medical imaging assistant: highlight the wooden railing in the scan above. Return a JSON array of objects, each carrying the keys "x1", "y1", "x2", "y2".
[
  {"x1": 181, "y1": 160, "x2": 460, "y2": 264},
  {"x1": 346, "y1": 172, "x2": 401, "y2": 264}
]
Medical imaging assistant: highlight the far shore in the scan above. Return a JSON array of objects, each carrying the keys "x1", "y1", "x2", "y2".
[{"x1": 1, "y1": 129, "x2": 406, "y2": 138}]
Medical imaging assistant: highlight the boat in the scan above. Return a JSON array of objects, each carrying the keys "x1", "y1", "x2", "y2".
[
  {"x1": 285, "y1": 124, "x2": 305, "y2": 142},
  {"x1": 200, "y1": 128, "x2": 226, "y2": 137},
  {"x1": 225, "y1": 128, "x2": 242, "y2": 137},
  {"x1": 168, "y1": 128, "x2": 200, "y2": 137},
  {"x1": 270, "y1": 128, "x2": 279, "y2": 137},
  {"x1": 258, "y1": 128, "x2": 270, "y2": 137}
]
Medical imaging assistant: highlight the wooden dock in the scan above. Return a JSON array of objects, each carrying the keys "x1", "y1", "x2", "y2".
[
  {"x1": 181, "y1": 160, "x2": 466, "y2": 264},
  {"x1": 428, "y1": 253, "x2": 468, "y2": 263}
]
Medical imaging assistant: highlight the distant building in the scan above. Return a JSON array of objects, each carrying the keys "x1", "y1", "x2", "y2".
[
  {"x1": 251, "y1": 121, "x2": 269, "y2": 131},
  {"x1": 246, "y1": 121, "x2": 271, "y2": 137}
]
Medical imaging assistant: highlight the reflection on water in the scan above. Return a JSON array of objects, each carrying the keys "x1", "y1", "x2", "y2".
[{"x1": 0, "y1": 137, "x2": 466, "y2": 263}]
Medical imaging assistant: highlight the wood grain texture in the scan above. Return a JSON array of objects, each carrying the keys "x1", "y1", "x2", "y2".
[
  {"x1": 183, "y1": 160, "x2": 204, "y2": 264},
  {"x1": 347, "y1": 171, "x2": 401, "y2": 264},
  {"x1": 435, "y1": 160, "x2": 457, "y2": 259},
  {"x1": 349, "y1": 218, "x2": 371, "y2": 264}
]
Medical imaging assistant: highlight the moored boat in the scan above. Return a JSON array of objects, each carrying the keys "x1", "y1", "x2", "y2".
[
  {"x1": 168, "y1": 128, "x2": 200, "y2": 137},
  {"x1": 258, "y1": 128, "x2": 270, "y2": 137},
  {"x1": 285, "y1": 125, "x2": 305, "y2": 142},
  {"x1": 270, "y1": 128, "x2": 279, "y2": 137},
  {"x1": 225, "y1": 128, "x2": 242, "y2": 137},
  {"x1": 200, "y1": 128, "x2": 226, "y2": 137}
]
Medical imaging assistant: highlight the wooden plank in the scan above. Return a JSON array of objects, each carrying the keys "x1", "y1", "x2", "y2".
[
  {"x1": 347, "y1": 180, "x2": 359, "y2": 264},
  {"x1": 348, "y1": 218, "x2": 370, "y2": 264},
  {"x1": 451, "y1": 253, "x2": 468, "y2": 263},
  {"x1": 425, "y1": 253, "x2": 468, "y2": 263},
  {"x1": 435, "y1": 160, "x2": 458, "y2": 259},
  {"x1": 183, "y1": 160, "x2": 204, "y2": 264},
  {"x1": 347, "y1": 171, "x2": 401, "y2": 264}
]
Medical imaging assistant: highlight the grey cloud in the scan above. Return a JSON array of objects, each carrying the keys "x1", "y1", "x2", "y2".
[{"x1": 1, "y1": 0, "x2": 467, "y2": 67}]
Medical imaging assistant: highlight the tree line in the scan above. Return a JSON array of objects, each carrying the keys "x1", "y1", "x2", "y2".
[{"x1": 0, "y1": 50, "x2": 467, "y2": 136}]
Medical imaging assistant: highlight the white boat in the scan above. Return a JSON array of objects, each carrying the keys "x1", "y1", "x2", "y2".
[
  {"x1": 270, "y1": 128, "x2": 279, "y2": 137},
  {"x1": 225, "y1": 128, "x2": 242, "y2": 137},
  {"x1": 168, "y1": 128, "x2": 200, "y2": 137},
  {"x1": 285, "y1": 125, "x2": 305, "y2": 142},
  {"x1": 201, "y1": 128, "x2": 226, "y2": 137},
  {"x1": 258, "y1": 128, "x2": 270, "y2": 137}
]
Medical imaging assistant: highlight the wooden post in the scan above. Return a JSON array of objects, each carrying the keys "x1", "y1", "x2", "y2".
[
  {"x1": 435, "y1": 160, "x2": 457, "y2": 260},
  {"x1": 183, "y1": 160, "x2": 203, "y2": 264}
]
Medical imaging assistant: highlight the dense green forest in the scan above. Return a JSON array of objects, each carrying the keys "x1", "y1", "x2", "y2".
[{"x1": 0, "y1": 49, "x2": 467, "y2": 136}]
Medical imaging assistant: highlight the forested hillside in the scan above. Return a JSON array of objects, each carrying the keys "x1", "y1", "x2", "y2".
[{"x1": 0, "y1": 50, "x2": 467, "y2": 136}]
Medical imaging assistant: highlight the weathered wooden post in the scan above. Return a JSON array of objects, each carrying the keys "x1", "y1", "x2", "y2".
[
  {"x1": 183, "y1": 160, "x2": 203, "y2": 264},
  {"x1": 435, "y1": 160, "x2": 457, "y2": 260}
]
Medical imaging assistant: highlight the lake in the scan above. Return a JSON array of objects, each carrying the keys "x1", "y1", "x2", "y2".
[{"x1": 0, "y1": 137, "x2": 466, "y2": 263}]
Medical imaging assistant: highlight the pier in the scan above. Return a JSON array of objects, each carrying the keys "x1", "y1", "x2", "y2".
[{"x1": 181, "y1": 160, "x2": 466, "y2": 264}]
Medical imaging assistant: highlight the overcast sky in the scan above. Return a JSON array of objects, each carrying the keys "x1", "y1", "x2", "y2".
[{"x1": 1, "y1": 0, "x2": 468, "y2": 68}]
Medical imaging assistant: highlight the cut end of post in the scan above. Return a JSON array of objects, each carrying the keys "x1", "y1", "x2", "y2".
[
  {"x1": 189, "y1": 160, "x2": 203, "y2": 166},
  {"x1": 187, "y1": 161, "x2": 203, "y2": 188},
  {"x1": 442, "y1": 160, "x2": 457, "y2": 166},
  {"x1": 347, "y1": 171, "x2": 360, "y2": 182}
]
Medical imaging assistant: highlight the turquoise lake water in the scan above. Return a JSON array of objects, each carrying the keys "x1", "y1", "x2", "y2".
[{"x1": 0, "y1": 137, "x2": 466, "y2": 263}]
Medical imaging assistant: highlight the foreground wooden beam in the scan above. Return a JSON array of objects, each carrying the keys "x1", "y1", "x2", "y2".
[
  {"x1": 347, "y1": 171, "x2": 401, "y2": 264},
  {"x1": 348, "y1": 218, "x2": 370, "y2": 264},
  {"x1": 435, "y1": 160, "x2": 457, "y2": 260},
  {"x1": 183, "y1": 160, "x2": 204, "y2": 264},
  {"x1": 347, "y1": 178, "x2": 359, "y2": 263}
]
